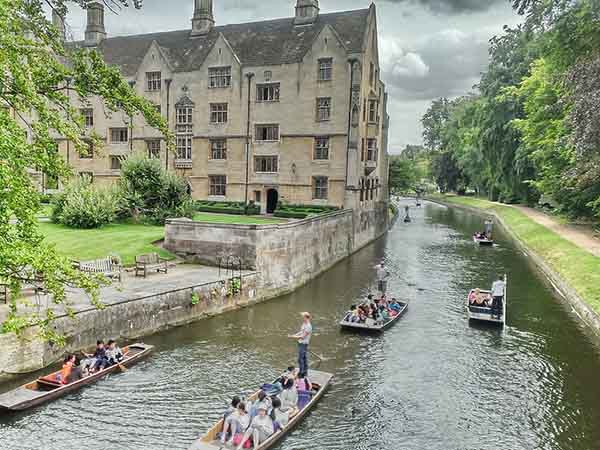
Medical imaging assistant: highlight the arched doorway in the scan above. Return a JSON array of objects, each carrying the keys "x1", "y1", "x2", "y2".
[{"x1": 266, "y1": 188, "x2": 278, "y2": 214}]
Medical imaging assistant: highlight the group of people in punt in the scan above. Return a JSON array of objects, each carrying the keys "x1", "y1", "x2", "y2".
[
  {"x1": 344, "y1": 294, "x2": 403, "y2": 326},
  {"x1": 220, "y1": 366, "x2": 312, "y2": 449},
  {"x1": 468, "y1": 276, "x2": 506, "y2": 315},
  {"x1": 56, "y1": 339, "x2": 124, "y2": 385}
]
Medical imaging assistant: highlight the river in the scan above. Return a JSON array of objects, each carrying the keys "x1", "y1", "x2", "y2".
[{"x1": 1, "y1": 201, "x2": 600, "y2": 450}]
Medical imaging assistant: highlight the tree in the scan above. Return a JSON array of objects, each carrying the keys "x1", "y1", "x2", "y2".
[
  {"x1": 389, "y1": 157, "x2": 418, "y2": 194},
  {"x1": 421, "y1": 98, "x2": 451, "y2": 151},
  {"x1": 0, "y1": 0, "x2": 172, "y2": 342}
]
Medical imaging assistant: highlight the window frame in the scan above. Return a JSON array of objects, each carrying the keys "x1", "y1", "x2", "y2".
[
  {"x1": 210, "y1": 103, "x2": 228, "y2": 124},
  {"x1": 318, "y1": 58, "x2": 333, "y2": 81},
  {"x1": 210, "y1": 139, "x2": 227, "y2": 160},
  {"x1": 80, "y1": 108, "x2": 94, "y2": 127},
  {"x1": 256, "y1": 83, "x2": 281, "y2": 102},
  {"x1": 80, "y1": 140, "x2": 94, "y2": 159},
  {"x1": 209, "y1": 175, "x2": 227, "y2": 196},
  {"x1": 314, "y1": 137, "x2": 330, "y2": 160},
  {"x1": 146, "y1": 71, "x2": 162, "y2": 92},
  {"x1": 147, "y1": 139, "x2": 161, "y2": 159},
  {"x1": 313, "y1": 176, "x2": 329, "y2": 200},
  {"x1": 208, "y1": 66, "x2": 232, "y2": 89},
  {"x1": 109, "y1": 127, "x2": 128, "y2": 144},
  {"x1": 316, "y1": 97, "x2": 331, "y2": 122},
  {"x1": 254, "y1": 155, "x2": 279, "y2": 173},
  {"x1": 255, "y1": 124, "x2": 280, "y2": 142},
  {"x1": 176, "y1": 135, "x2": 193, "y2": 160},
  {"x1": 368, "y1": 100, "x2": 378, "y2": 123},
  {"x1": 367, "y1": 138, "x2": 377, "y2": 161},
  {"x1": 110, "y1": 156, "x2": 123, "y2": 170}
]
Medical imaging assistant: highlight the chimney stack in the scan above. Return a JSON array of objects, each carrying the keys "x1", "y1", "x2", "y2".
[
  {"x1": 294, "y1": 0, "x2": 319, "y2": 25},
  {"x1": 52, "y1": 8, "x2": 65, "y2": 41},
  {"x1": 191, "y1": 0, "x2": 214, "y2": 36},
  {"x1": 84, "y1": 1, "x2": 106, "y2": 47}
]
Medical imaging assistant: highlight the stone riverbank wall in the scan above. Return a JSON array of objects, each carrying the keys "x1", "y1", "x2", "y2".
[
  {"x1": 165, "y1": 202, "x2": 390, "y2": 297},
  {"x1": 428, "y1": 198, "x2": 600, "y2": 338},
  {"x1": 0, "y1": 273, "x2": 261, "y2": 383}
]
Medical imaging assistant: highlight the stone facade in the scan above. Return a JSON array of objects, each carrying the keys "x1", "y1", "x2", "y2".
[{"x1": 51, "y1": 0, "x2": 389, "y2": 213}]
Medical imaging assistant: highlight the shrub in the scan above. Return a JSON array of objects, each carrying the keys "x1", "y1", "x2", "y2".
[
  {"x1": 52, "y1": 178, "x2": 119, "y2": 229},
  {"x1": 195, "y1": 200, "x2": 260, "y2": 216},
  {"x1": 274, "y1": 210, "x2": 308, "y2": 219},
  {"x1": 119, "y1": 155, "x2": 194, "y2": 224}
]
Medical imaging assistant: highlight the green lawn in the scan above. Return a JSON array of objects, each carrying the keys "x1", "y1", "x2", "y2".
[
  {"x1": 431, "y1": 194, "x2": 600, "y2": 315},
  {"x1": 192, "y1": 212, "x2": 287, "y2": 225},
  {"x1": 37, "y1": 204, "x2": 53, "y2": 218},
  {"x1": 38, "y1": 222, "x2": 173, "y2": 266}
]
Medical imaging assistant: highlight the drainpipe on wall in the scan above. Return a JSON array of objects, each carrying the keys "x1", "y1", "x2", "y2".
[
  {"x1": 165, "y1": 78, "x2": 172, "y2": 171},
  {"x1": 244, "y1": 72, "x2": 255, "y2": 206},
  {"x1": 345, "y1": 58, "x2": 357, "y2": 192}
]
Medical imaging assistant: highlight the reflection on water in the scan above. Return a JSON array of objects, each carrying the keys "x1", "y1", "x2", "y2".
[{"x1": 2, "y1": 202, "x2": 600, "y2": 450}]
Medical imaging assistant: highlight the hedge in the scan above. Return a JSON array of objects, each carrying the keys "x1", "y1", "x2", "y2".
[
  {"x1": 274, "y1": 211, "x2": 309, "y2": 219},
  {"x1": 195, "y1": 200, "x2": 260, "y2": 215}
]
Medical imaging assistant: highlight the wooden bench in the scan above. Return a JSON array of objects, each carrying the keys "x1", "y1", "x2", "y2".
[
  {"x1": 135, "y1": 253, "x2": 168, "y2": 278},
  {"x1": 0, "y1": 284, "x2": 7, "y2": 304},
  {"x1": 76, "y1": 257, "x2": 123, "y2": 282}
]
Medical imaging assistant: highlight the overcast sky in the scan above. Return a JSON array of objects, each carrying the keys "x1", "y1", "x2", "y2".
[{"x1": 60, "y1": 0, "x2": 522, "y2": 153}]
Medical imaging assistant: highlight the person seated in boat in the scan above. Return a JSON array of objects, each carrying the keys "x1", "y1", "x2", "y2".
[
  {"x1": 270, "y1": 397, "x2": 289, "y2": 431},
  {"x1": 468, "y1": 289, "x2": 479, "y2": 305},
  {"x1": 221, "y1": 401, "x2": 250, "y2": 445},
  {"x1": 236, "y1": 405, "x2": 274, "y2": 450},
  {"x1": 249, "y1": 390, "x2": 272, "y2": 419},
  {"x1": 276, "y1": 366, "x2": 297, "y2": 385},
  {"x1": 66, "y1": 356, "x2": 85, "y2": 383},
  {"x1": 378, "y1": 304, "x2": 390, "y2": 322},
  {"x1": 105, "y1": 340, "x2": 124, "y2": 366},
  {"x1": 84, "y1": 340, "x2": 108, "y2": 372},
  {"x1": 279, "y1": 377, "x2": 298, "y2": 412},
  {"x1": 224, "y1": 396, "x2": 241, "y2": 420},
  {"x1": 345, "y1": 305, "x2": 360, "y2": 323},
  {"x1": 389, "y1": 298, "x2": 402, "y2": 312},
  {"x1": 57, "y1": 354, "x2": 76, "y2": 384}
]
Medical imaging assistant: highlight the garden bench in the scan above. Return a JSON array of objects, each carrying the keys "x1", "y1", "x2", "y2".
[
  {"x1": 135, "y1": 253, "x2": 168, "y2": 278},
  {"x1": 76, "y1": 257, "x2": 123, "y2": 282},
  {"x1": 0, "y1": 284, "x2": 7, "y2": 304}
]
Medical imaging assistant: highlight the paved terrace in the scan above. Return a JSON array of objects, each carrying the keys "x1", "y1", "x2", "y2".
[{"x1": 0, "y1": 264, "x2": 255, "y2": 324}]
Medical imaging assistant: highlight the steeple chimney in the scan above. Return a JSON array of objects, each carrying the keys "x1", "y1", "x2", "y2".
[
  {"x1": 294, "y1": 0, "x2": 319, "y2": 25},
  {"x1": 191, "y1": 0, "x2": 214, "y2": 36},
  {"x1": 52, "y1": 8, "x2": 65, "y2": 42},
  {"x1": 84, "y1": 1, "x2": 106, "y2": 47}
]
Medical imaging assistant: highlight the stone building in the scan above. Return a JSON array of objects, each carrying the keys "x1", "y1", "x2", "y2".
[{"x1": 57, "y1": 0, "x2": 390, "y2": 213}]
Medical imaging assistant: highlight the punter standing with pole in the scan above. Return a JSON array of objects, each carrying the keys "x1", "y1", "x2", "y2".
[
  {"x1": 375, "y1": 260, "x2": 390, "y2": 294},
  {"x1": 288, "y1": 312, "x2": 312, "y2": 375}
]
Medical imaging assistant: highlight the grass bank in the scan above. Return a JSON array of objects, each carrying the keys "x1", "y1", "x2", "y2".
[
  {"x1": 39, "y1": 222, "x2": 174, "y2": 266},
  {"x1": 430, "y1": 194, "x2": 600, "y2": 316},
  {"x1": 192, "y1": 212, "x2": 287, "y2": 225}
]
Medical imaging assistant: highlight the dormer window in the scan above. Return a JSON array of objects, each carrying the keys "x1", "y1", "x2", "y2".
[
  {"x1": 209, "y1": 67, "x2": 231, "y2": 88},
  {"x1": 146, "y1": 71, "x2": 161, "y2": 91}
]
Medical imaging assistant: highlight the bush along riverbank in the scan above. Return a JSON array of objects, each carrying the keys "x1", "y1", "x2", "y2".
[{"x1": 428, "y1": 194, "x2": 600, "y2": 336}]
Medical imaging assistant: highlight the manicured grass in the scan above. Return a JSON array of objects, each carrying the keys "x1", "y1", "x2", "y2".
[
  {"x1": 38, "y1": 222, "x2": 174, "y2": 266},
  {"x1": 37, "y1": 204, "x2": 53, "y2": 218},
  {"x1": 192, "y1": 212, "x2": 287, "y2": 225},
  {"x1": 431, "y1": 194, "x2": 600, "y2": 315}
]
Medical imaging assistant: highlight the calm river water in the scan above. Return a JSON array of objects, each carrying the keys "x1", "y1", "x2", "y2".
[{"x1": 2, "y1": 201, "x2": 600, "y2": 450}]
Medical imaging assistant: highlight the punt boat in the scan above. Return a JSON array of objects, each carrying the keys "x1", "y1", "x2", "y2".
[
  {"x1": 188, "y1": 369, "x2": 333, "y2": 450},
  {"x1": 467, "y1": 275, "x2": 507, "y2": 326},
  {"x1": 473, "y1": 234, "x2": 494, "y2": 246},
  {"x1": 339, "y1": 301, "x2": 408, "y2": 332},
  {"x1": 0, "y1": 343, "x2": 153, "y2": 412}
]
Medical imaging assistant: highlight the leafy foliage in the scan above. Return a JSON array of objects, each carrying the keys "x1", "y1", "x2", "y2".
[
  {"x1": 119, "y1": 156, "x2": 194, "y2": 224},
  {"x1": 52, "y1": 177, "x2": 120, "y2": 228},
  {"x1": 420, "y1": 0, "x2": 600, "y2": 219},
  {"x1": 0, "y1": 0, "x2": 172, "y2": 341}
]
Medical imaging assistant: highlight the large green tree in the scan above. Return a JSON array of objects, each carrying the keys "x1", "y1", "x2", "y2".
[{"x1": 0, "y1": 0, "x2": 172, "y2": 342}]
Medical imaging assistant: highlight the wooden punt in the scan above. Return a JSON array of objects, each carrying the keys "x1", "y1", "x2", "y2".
[
  {"x1": 188, "y1": 369, "x2": 333, "y2": 450},
  {"x1": 339, "y1": 301, "x2": 408, "y2": 332},
  {"x1": 467, "y1": 275, "x2": 507, "y2": 326},
  {"x1": 473, "y1": 235, "x2": 494, "y2": 246},
  {"x1": 0, "y1": 343, "x2": 153, "y2": 412}
]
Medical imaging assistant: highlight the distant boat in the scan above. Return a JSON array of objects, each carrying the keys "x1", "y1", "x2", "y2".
[
  {"x1": 404, "y1": 215, "x2": 412, "y2": 223},
  {"x1": 473, "y1": 234, "x2": 494, "y2": 246},
  {"x1": 340, "y1": 301, "x2": 408, "y2": 332},
  {"x1": 188, "y1": 370, "x2": 333, "y2": 450},
  {"x1": 467, "y1": 275, "x2": 507, "y2": 326},
  {"x1": 0, "y1": 343, "x2": 153, "y2": 412}
]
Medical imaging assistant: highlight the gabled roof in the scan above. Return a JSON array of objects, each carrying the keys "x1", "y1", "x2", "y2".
[{"x1": 69, "y1": 8, "x2": 370, "y2": 76}]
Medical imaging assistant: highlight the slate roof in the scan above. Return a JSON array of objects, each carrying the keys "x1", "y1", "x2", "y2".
[{"x1": 70, "y1": 8, "x2": 370, "y2": 76}]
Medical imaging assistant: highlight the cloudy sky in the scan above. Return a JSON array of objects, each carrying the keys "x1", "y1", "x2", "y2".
[{"x1": 60, "y1": 0, "x2": 522, "y2": 153}]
